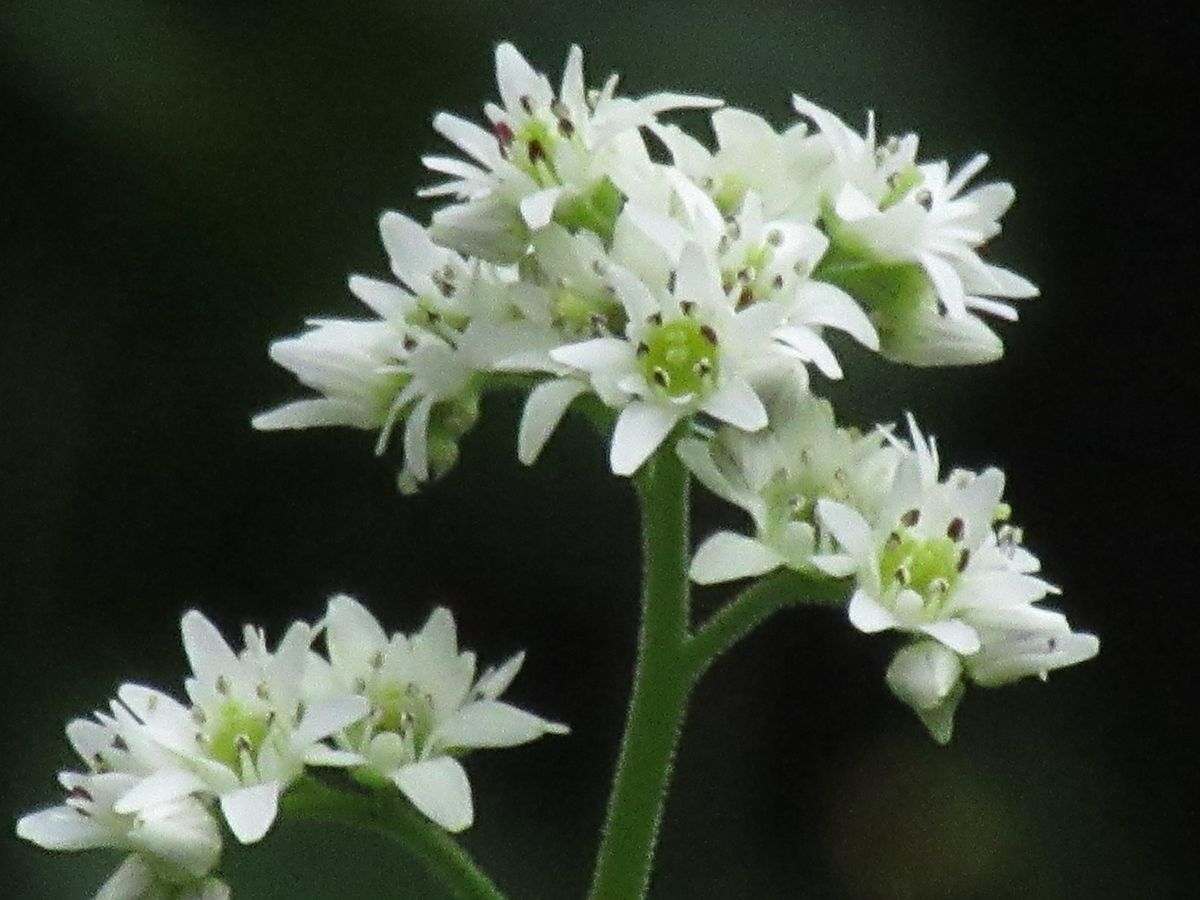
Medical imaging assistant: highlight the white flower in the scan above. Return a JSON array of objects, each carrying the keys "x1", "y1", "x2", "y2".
[
  {"x1": 627, "y1": 176, "x2": 880, "y2": 377},
  {"x1": 652, "y1": 107, "x2": 828, "y2": 220},
  {"x1": 813, "y1": 416, "x2": 1057, "y2": 656},
  {"x1": 17, "y1": 771, "x2": 227, "y2": 900},
  {"x1": 114, "y1": 611, "x2": 368, "y2": 844},
  {"x1": 679, "y1": 381, "x2": 899, "y2": 583},
  {"x1": 306, "y1": 595, "x2": 568, "y2": 832},
  {"x1": 549, "y1": 240, "x2": 790, "y2": 475},
  {"x1": 252, "y1": 318, "x2": 405, "y2": 433},
  {"x1": 885, "y1": 639, "x2": 965, "y2": 745},
  {"x1": 425, "y1": 42, "x2": 718, "y2": 260}
]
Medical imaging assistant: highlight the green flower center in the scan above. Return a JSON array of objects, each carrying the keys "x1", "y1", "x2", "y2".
[
  {"x1": 637, "y1": 317, "x2": 719, "y2": 400},
  {"x1": 373, "y1": 682, "x2": 437, "y2": 754},
  {"x1": 879, "y1": 528, "x2": 962, "y2": 610},
  {"x1": 205, "y1": 701, "x2": 271, "y2": 774}
]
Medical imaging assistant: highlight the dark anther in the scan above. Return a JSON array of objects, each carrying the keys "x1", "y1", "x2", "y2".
[
  {"x1": 766, "y1": 229, "x2": 783, "y2": 246},
  {"x1": 957, "y1": 548, "x2": 971, "y2": 572},
  {"x1": 67, "y1": 785, "x2": 94, "y2": 804},
  {"x1": 493, "y1": 121, "x2": 514, "y2": 147},
  {"x1": 403, "y1": 335, "x2": 418, "y2": 352},
  {"x1": 900, "y1": 508, "x2": 921, "y2": 527},
  {"x1": 636, "y1": 341, "x2": 650, "y2": 357},
  {"x1": 647, "y1": 312, "x2": 663, "y2": 326},
  {"x1": 695, "y1": 359, "x2": 713, "y2": 376},
  {"x1": 652, "y1": 367, "x2": 669, "y2": 387},
  {"x1": 947, "y1": 517, "x2": 965, "y2": 541},
  {"x1": 915, "y1": 189, "x2": 933, "y2": 210},
  {"x1": 215, "y1": 676, "x2": 230, "y2": 695},
  {"x1": 519, "y1": 94, "x2": 533, "y2": 114},
  {"x1": 680, "y1": 300, "x2": 697, "y2": 315},
  {"x1": 528, "y1": 140, "x2": 547, "y2": 164},
  {"x1": 772, "y1": 274, "x2": 784, "y2": 290},
  {"x1": 700, "y1": 324, "x2": 719, "y2": 345},
  {"x1": 737, "y1": 286, "x2": 754, "y2": 309},
  {"x1": 558, "y1": 118, "x2": 575, "y2": 138},
  {"x1": 112, "y1": 735, "x2": 129, "y2": 752},
  {"x1": 885, "y1": 531, "x2": 901, "y2": 549}
]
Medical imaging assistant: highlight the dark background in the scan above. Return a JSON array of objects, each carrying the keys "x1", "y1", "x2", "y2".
[{"x1": 2, "y1": 2, "x2": 1196, "y2": 897}]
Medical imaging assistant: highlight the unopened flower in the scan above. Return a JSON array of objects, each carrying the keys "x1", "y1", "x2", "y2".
[{"x1": 307, "y1": 595, "x2": 568, "y2": 832}]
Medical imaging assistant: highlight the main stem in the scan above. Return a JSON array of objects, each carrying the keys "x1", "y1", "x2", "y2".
[
  {"x1": 587, "y1": 449, "x2": 692, "y2": 900},
  {"x1": 283, "y1": 777, "x2": 507, "y2": 900}
]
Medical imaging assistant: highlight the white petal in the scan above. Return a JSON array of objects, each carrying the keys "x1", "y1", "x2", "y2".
[
  {"x1": 379, "y1": 211, "x2": 447, "y2": 293},
  {"x1": 796, "y1": 282, "x2": 879, "y2": 349},
  {"x1": 921, "y1": 252, "x2": 967, "y2": 318},
  {"x1": 814, "y1": 500, "x2": 873, "y2": 558},
  {"x1": 295, "y1": 696, "x2": 370, "y2": 745},
  {"x1": 325, "y1": 594, "x2": 388, "y2": 677},
  {"x1": 699, "y1": 377, "x2": 768, "y2": 430},
  {"x1": 436, "y1": 700, "x2": 567, "y2": 750},
  {"x1": 920, "y1": 619, "x2": 982, "y2": 654},
  {"x1": 774, "y1": 326, "x2": 842, "y2": 378},
  {"x1": 519, "y1": 187, "x2": 565, "y2": 230},
  {"x1": 495, "y1": 42, "x2": 550, "y2": 114},
  {"x1": 610, "y1": 402, "x2": 680, "y2": 476},
  {"x1": 550, "y1": 337, "x2": 630, "y2": 373},
  {"x1": 17, "y1": 807, "x2": 110, "y2": 850},
  {"x1": 114, "y1": 769, "x2": 207, "y2": 815},
  {"x1": 220, "y1": 782, "x2": 281, "y2": 844},
  {"x1": 518, "y1": 379, "x2": 587, "y2": 464},
  {"x1": 432, "y1": 113, "x2": 502, "y2": 168},
  {"x1": 474, "y1": 652, "x2": 525, "y2": 700},
  {"x1": 833, "y1": 184, "x2": 879, "y2": 221},
  {"x1": 847, "y1": 590, "x2": 901, "y2": 633},
  {"x1": 402, "y1": 396, "x2": 434, "y2": 481},
  {"x1": 181, "y1": 611, "x2": 238, "y2": 690},
  {"x1": 95, "y1": 856, "x2": 156, "y2": 900},
  {"x1": 689, "y1": 532, "x2": 784, "y2": 584},
  {"x1": 394, "y1": 757, "x2": 474, "y2": 832}
]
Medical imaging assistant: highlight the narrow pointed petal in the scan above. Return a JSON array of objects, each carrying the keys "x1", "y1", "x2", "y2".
[
  {"x1": 815, "y1": 500, "x2": 873, "y2": 558},
  {"x1": 436, "y1": 700, "x2": 567, "y2": 750},
  {"x1": 518, "y1": 379, "x2": 586, "y2": 464},
  {"x1": 699, "y1": 377, "x2": 768, "y2": 430},
  {"x1": 921, "y1": 619, "x2": 982, "y2": 654}
]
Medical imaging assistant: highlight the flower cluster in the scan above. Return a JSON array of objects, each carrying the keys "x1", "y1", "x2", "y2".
[
  {"x1": 681, "y1": 390, "x2": 1098, "y2": 741},
  {"x1": 250, "y1": 41, "x2": 1095, "y2": 737},
  {"x1": 255, "y1": 42, "x2": 1033, "y2": 488},
  {"x1": 17, "y1": 597, "x2": 565, "y2": 897}
]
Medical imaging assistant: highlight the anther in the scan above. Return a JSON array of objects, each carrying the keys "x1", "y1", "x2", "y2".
[
  {"x1": 737, "y1": 286, "x2": 754, "y2": 309},
  {"x1": 67, "y1": 785, "x2": 94, "y2": 804},
  {"x1": 256, "y1": 683, "x2": 270, "y2": 701},
  {"x1": 699, "y1": 324, "x2": 719, "y2": 345},
  {"x1": 493, "y1": 121, "x2": 514, "y2": 146},
  {"x1": 215, "y1": 676, "x2": 230, "y2": 696},
  {"x1": 885, "y1": 531, "x2": 901, "y2": 550},
  {"x1": 403, "y1": 335, "x2": 418, "y2": 352},
  {"x1": 112, "y1": 735, "x2": 128, "y2": 752},
  {"x1": 929, "y1": 577, "x2": 950, "y2": 596},
  {"x1": 519, "y1": 94, "x2": 533, "y2": 114},
  {"x1": 646, "y1": 312, "x2": 663, "y2": 326},
  {"x1": 947, "y1": 517, "x2": 965, "y2": 541},
  {"x1": 694, "y1": 359, "x2": 713, "y2": 377},
  {"x1": 772, "y1": 274, "x2": 784, "y2": 290},
  {"x1": 528, "y1": 140, "x2": 547, "y2": 164},
  {"x1": 894, "y1": 566, "x2": 911, "y2": 586},
  {"x1": 235, "y1": 735, "x2": 252, "y2": 755},
  {"x1": 680, "y1": 300, "x2": 696, "y2": 316},
  {"x1": 914, "y1": 189, "x2": 933, "y2": 210},
  {"x1": 900, "y1": 508, "x2": 920, "y2": 527},
  {"x1": 652, "y1": 367, "x2": 670, "y2": 387},
  {"x1": 558, "y1": 118, "x2": 575, "y2": 138},
  {"x1": 636, "y1": 341, "x2": 649, "y2": 357},
  {"x1": 957, "y1": 548, "x2": 971, "y2": 572},
  {"x1": 766, "y1": 229, "x2": 783, "y2": 246}
]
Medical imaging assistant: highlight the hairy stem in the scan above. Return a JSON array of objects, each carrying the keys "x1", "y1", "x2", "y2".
[
  {"x1": 685, "y1": 570, "x2": 849, "y2": 679},
  {"x1": 282, "y1": 777, "x2": 507, "y2": 900},
  {"x1": 586, "y1": 449, "x2": 692, "y2": 900}
]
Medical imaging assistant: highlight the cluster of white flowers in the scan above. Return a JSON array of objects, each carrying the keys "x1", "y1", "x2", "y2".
[
  {"x1": 249, "y1": 43, "x2": 1096, "y2": 735},
  {"x1": 17, "y1": 597, "x2": 565, "y2": 897},
  {"x1": 680, "y1": 384, "x2": 1097, "y2": 741},
  {"x1": 254, "y1": 42, "x2": 1033, "y2": 487}
]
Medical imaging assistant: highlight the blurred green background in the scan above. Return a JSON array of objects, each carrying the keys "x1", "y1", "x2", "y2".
[{"x1": 2, "y1": 1, "x2": 1195, "y2": 897}]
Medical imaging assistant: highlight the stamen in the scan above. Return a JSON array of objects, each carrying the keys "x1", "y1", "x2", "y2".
[
  {"x1": 947, "y1": 517, "x2": 965, "y2": 541},
  {"x1": 900, "y1": 508, "x2": 920, "y2": 527}
]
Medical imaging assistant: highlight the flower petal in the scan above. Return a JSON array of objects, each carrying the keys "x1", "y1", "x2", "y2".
[
  {"x1": 219, "y1": 782, "x2": 281, "y2": 845},
  {"x1": 518, "y1": 379, "x2": 587, "y2": 464},
  {"x1": 610, "y1": 402, "x2": 680, "y2": 476},
  {"x1": 394, "y1": 757, "x2": 474, "y2": 833}
]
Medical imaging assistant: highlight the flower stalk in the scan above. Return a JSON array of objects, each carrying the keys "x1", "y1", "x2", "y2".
[{"x1": 283, "y1": 777, "x2": 507, "y2": 900}]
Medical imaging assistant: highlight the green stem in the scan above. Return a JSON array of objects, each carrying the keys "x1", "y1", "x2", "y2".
[
  {"x1": 586, "y1": 449, "x2": 692, "y2": 900},
  {"x1": 684, "y1": 570, "x2": 849, "y2": 679},
  {"x1": 282, "y1": 777, "x2": 507, "y2": 900}
]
